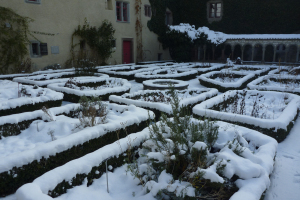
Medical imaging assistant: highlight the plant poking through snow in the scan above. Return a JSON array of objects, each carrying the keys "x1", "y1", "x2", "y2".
[
  {"x1": 126, "y1": 87, "x2": 236, "y2": 199},
  {"x1": 78, "y1": 95, "x2": 108, "y2": 128}
]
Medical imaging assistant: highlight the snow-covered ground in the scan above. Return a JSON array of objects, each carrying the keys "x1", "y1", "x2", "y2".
[{"x1": 1, "y1": 64, "x2": 300, "y2": 200}]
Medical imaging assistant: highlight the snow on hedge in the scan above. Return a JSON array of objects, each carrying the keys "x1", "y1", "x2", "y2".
[
  {"x1": 143, "y1": 79, "x2": 189, "y2": 89},
  {"x1": 0, "y1": 103, "x2": 153, "y2": 173},
  {"x1": 0, "y1": 81, "x2": 63, "y2": 110},
  {"x1": 135, "y1": 68, "x2": 198, "y2": 80},
  {"x1": 193, "y1": 90, "x2": 300, "y2": 131},
  {"x1": 16, "y1": 120, "x2": 277, "y2": 200},
  {"x1": 227, "y1": 65, "x2": 270, "y2": 75},
  {"x1": 47, "y1": 77, "x2": 131, "y2": 97},
  {"x1": 13, "y1": 74, "x2": 109, "y2": 87},
  {"x1": 109, "y1": 88, "x2": 218, "y2": 114},
  {"x1": 169, "y1": 23, "x2": 226, "y2": 45},
  {"x1": 247, "y1": 74, "x2": 300, "y2": 94},
  {"x1": 98, "y1": 65, "x2": 159, "y2": 76},
  {"x1": 199, "y1": 71, "x2": 255, "y2": 88}
]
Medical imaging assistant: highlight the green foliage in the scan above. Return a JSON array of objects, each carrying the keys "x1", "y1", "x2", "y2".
[
  {"x1": 0, "y1": 6, "x2": 33, "y2": 74},
  {"x1": 72, "y1": 19, "x2": 115, "y2": 66}
]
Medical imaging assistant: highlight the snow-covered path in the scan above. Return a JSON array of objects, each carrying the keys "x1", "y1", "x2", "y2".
[{"x1": 265, "y1": 115, "x2": 300, "y2": 200}]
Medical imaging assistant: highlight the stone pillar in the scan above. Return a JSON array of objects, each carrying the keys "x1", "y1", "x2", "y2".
[
  {"x1": 262, "y1": 45, "x2": 266, "y2": 63},
  {"x1": 241, "y1": 45, "x2": 244, "y2": 61},
  {"x1": 251, "y1": 44, "x2": 255, "y2": 61},
  {"x1": 273, "y1": 44, "x2": 277, "y2": 62},
  {"x1": 231, "y1": 45, "x2": 234, "y2": 60},
  {"x1": 285, "y1": 45, "x2": 289, "y2": 63},
  {"x1": 296, "y1": 45, "x2": 300, "y2": 63},
  {"x1": 212, "y1": 46, "x2": 215, "y2": 61}
]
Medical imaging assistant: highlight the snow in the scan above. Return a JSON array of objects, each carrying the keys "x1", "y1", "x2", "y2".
[
  {"x1": 47, "y1": 78, "x2": 131, "y2": 96},
  {"x1": 13, "y1": 74, "x2": 109, "y2": 87},
  {"x1": 142, "y1": 79, "x2": 189, "y2": 88},
  {"x1": 193, "y1": 90, "x2": 300, "y2": 130},
  {"x1": 247, "y1": 74, "x2": 300, "y2": 94},
  {"x1": 199, "y1": 71, "x2": 255, "y2": 88},
  {"x1": 109, "y1": 88, "x2": 218, "y2": 114},
  {"x1": 135, "y1": 68, "x2": 197, "y2": 79},
  {"x1": 0, "y1": 82, "x2": 63, "y2": 110},
  {"x1": 0, "y1": 103, "x2": 153, "y2": 173}
]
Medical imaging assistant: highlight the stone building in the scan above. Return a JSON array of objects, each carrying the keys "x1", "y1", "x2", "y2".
[{"x1": 0, "y1": 0, "x2": 171, "y2": 70}]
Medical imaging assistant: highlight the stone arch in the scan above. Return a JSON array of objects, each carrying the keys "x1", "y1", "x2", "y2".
[
  {"x1": 224, "y1": 44, "x2": 232, "y2": 60},
  {"x1": 275, "y1": 44, "x2": 286, "y2": 62},
  {"x1": 243, "y1": 44, "x2": 252, "y2": 61},
  {"x1": 205, "y1": 45, "x2": 214, "y2": 61},
  {"x1": 233, "y1": 44, "x2": 242, "y2": 60},
  {"x1": 214, "y1": 45, "x2": 223, "y2": 61},
  {"x1": 264, "y1": 44, "x2": 274, "y2": 62},
  {"x1": 287, "y1": 44, "x2": 298, "y2": 63},
  {"x1": 253, "y1": 44, "x2": 263, "y2": 61}
]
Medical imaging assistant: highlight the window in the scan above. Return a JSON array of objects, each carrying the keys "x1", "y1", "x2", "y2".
[
  {"x1": 111, "y1": 39, "x2": 116, "y2": 48},
  {"x1": 30, "y1": 41, "x2": 48, "y2": 57},
  {"x1": 116, "y1": 2, "x2": 129, "y2": 22},
  {"x1": 209, "y1": 3, "x2": 221, "y2": 18},
  {"x1": 165, "y1": 11, "x2": 172, "y2": 25},
  {"x1": 145, "y1": 5, "x2": 151, "y2": 17},
  {"x1": 25, "y1": 0, "x2": 41, "y2": 4}
]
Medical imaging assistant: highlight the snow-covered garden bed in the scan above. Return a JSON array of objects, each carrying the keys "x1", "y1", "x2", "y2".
[
  {"x1": 193, "y1": 90, "x2": 300, "y2": 142},
  {"x1": 47, "y1": 77, "x2": 131, "y2": 102},
  {"x1": 226, "y1": 65, "x2": 270, "y2": 76},
  {"x1": 198, "y1": 71, "x2": 256, "y2": 92},
  {"x1": 268, "y1": 66, "x2": 300, "y2": 76},
  {"x1": 0, "y1": 103, "x2": 153, "y2": 196},
  {"x1": 143, "y1": 79, "x2": 189, "y2": 90},
  {"x1": 0, "y1": 68, "x2": 75, "y2": 80},
  {"x1": 15, "y1": 118, "x2": 277, "y2": 200},
  {"x1": 184, "y1": 63, "x2": 226, "y2": 75},
  {"x1": 0, "y1": 80, "x2": 63, "y2": 117},
  {"x1": 135, "y1": 68, "x2": 198, "y2": 83},
  {"x1": 109, "y1": 88, "x2": 218, "y2": 120},
  {"x1": 13, "y1": 72, "x2": 109, "y2": 87},
  {"x1": 98, "y1": 65, "x2": 159, "y2": 80},
  {"x1": 247, "y1": 75, "x2": 300, "y2": 95}
]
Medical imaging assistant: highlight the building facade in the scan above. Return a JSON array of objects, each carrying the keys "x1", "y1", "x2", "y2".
[{"x1": 1, "y1": 0, "x2": 171, "y2": 70}]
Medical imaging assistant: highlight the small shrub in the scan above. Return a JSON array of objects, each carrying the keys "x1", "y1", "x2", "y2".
[{"x1": 78, "y1": 95, "x2": 108, "y2": 128}]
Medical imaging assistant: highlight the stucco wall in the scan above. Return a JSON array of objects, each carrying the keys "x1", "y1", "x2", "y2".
[{"x1": 1, "y1": 0, "x2": 171, "y2": 70}]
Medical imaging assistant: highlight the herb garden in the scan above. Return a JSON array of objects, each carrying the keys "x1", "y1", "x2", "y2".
[{"x1": 0, "y1": 62, "x2": 299, "y2": 200}]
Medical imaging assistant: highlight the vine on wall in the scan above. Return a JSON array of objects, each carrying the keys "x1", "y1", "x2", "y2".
[
  {"x1": 135, "y1": 0, "x2": 143, "y2": 62},
  {"x1": 71, "y1": 19, "x2": 115, "y2": 66},
  {"x1": 0, "y1": 7, "x2": 33, "y2": 74}
]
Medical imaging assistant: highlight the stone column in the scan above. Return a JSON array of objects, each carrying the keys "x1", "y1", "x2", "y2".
[
  {"x1": 285, "y1": 45, "x2": 289, "y2": 63},
  {"x1": 296, "y1": 45, "x2": 300, "y2": 63},
  {"x1": 221, "y1": 49, "x2": 225, "y2": 61},
  {"x1": 241, "y1": 45, "x2": 244, "y2": 61},
  {"x1": 262, "y1": 45, "x2": 266, "y2": 63},
  {"x1": 273, "y1": 44, "x2": 277, "y2": 62},
  {"x1": 231, "y1": 45, "x2": 234, "y2": 60},
  {"x1": 251, "y1": 44, "x2": 255, "y2": 61},
  {"x1": 212, "y1": 46, "x2": 215, "y2": 61}
]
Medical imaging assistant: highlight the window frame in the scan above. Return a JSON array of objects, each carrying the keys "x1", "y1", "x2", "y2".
[
  {"x1": 25, "y1": 0, "x2": 41, "y2": 4},
  {"x1": 144, "y1": 5, "x2": 151, "y2": 17},
  {"x1": 30, "y1": 41, "x2": 48, "y2": 57},
  {"x1": 208, "y1": 2, "x2": 222, "y2": 19},
  {"x1": 116, "y1": 1, "x2": 130, "y2": 22}
]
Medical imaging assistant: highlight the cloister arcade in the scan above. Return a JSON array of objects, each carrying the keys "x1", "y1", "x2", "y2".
[{"x1": 193, "y1": 36, "x2": 300, "y2": 64}]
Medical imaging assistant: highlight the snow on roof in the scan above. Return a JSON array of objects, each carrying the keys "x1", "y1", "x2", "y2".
[
  {"x1": 226, "y1": 34, "x2": 300, "y2": 40},
  {"x1": 169, "y1": 23, "x2": 300, "y2": 44}
]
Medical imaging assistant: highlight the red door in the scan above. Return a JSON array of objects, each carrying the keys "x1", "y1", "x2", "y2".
[{"x1": 123, "y1": 41, "x2": 131, "y2": 64}]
